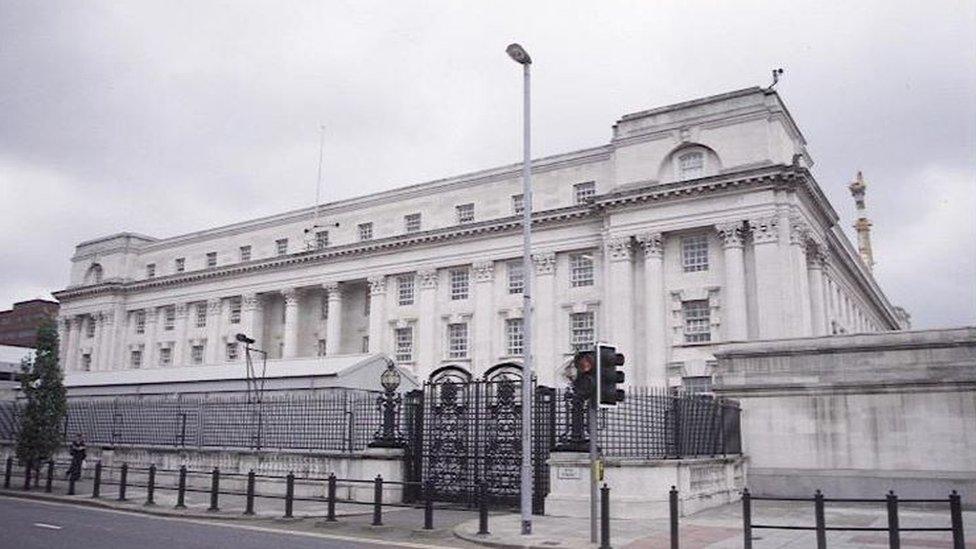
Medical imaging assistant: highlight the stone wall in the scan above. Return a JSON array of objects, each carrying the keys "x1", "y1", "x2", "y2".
[{"x1": 713, "y1": 327, "x2": 976, "y2": 505}]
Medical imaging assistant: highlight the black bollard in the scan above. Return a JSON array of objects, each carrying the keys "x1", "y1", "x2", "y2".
[
  {"x1": 669, "y1": 485, "x2": 679, "y2": 549},
  {"x1": 23, "y1": 461, "x2": 31, "y2": 491},
  {"x1": 45, "y1": 460, "x2": 54, "y2": 493},
  {"x1": 600, "y1": 484, "x2": 611, "y2": 549},
  {"x1": 886, "y1": 491, "x2": 900, "y2": 549},
  {"x1": 372, "y1": 475, "x2": 383, "y2": 526},
  {"x1": 326, "y1": 473, "x2": 337, "y2": 522},
  {"x1": 283, "y1": 472, "x2": 294, "y2": 519},
  {"x1": 34, "y1": 464, "x2": 41, "y2": 488},
  {"x1": 3, "y1": 456, "x2": 11, "y2": 489},
  {"x1": 243, "y1": 470, "x2": 255, "y2": 516},
  {"x1": 68, "y1": 471, "x2": 76, "y2": 495},
  {"x1": 208, "y1": 467, "x2": 220, "y2": 512},
  {"x1": 145, "y1": 465, "x2": 156, "y2": 506},
  {"x1": 92, "y1": 461, "x2": 102, "y2": 498},
  {"x1": 949, "y1": 490, "x2": 965, "y2": 549},
  {"x1": 118, "y1": 463, "x2": 128, "y2": 501},
  {"x1": 742, "y1": 488, "x2": 752, "y2": 549},
  {"x1": 424, "y1": 481, "x2": 434, "y2": 531},
  {"x1": 175, "y1": 465, "x2": 187, "y2": 509},
  {"x1": 477, "y1": 483, "x2": 489, "y2": 536},
  {"x1": 814, "y1": 490, "x2": 826, "y2": 549}
]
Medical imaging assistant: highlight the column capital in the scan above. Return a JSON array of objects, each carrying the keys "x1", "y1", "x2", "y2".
[
  {"x1": 806, "y1": 243, "x2": 827, "y2": 269},
  {"x1": 472, "y1": 261, "x2": 494, "y2": 282},
  {"x1": 323, "y1": 281, "x2": 342, "y2": 296},
  {"x1": 605, "y1": 236, "x2": 633, "y2": 262},
  {"x1": 368, "y1": 275, "x2": 387, "y2": 295},
  {"x1": 749, "y1": 216, "x2": 779, "y2": 244},
  {"x1": 243, "y1": 293, "x2": 263, "y2": 311},
  {"x1": 418, "y1": 268, "x2": 439, "y2": 289},
  {"x1": 636, "y1": 232, "x2": 663, "y2": 259},
  {"x1": 716, "y1": 221, "x2": 746, "y2": 249},
  {"x1": 531, "y1": 252, "x2": 556, "y2": 275},
  {"x1": 207, "y1": 297, "x2": 222, "y2": 314},
  {"x1": 175, "y1": 303, "x2": 189, "y2": 318},
  {"x1": 789, "y1": 215, "x2": 811, "y2": 246},
  {"x1": 281, "y1": 288, "x2": 300, "y2": 305}
]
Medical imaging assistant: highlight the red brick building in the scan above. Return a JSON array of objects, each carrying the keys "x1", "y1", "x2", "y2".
[{"x1": 0, "y1": 299, "x2": 59, "y2": 348}]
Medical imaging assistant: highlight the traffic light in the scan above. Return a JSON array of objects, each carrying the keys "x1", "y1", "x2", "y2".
[
  {"x1": 571, "y1": 350, "x2": 597, "y2": 400},
  {"x1": 597, "y1": 344, "x2": 625, "y2": 406}
]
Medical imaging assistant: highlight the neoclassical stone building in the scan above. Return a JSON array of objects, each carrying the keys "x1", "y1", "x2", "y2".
[{"x1": 53, "y1": 87, "x2": 906, "y2": 391}]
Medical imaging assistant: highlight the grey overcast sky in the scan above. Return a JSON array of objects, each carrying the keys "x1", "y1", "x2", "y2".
[{"x1": 0, "y1": 1, "x2": 974, "y2": 329}]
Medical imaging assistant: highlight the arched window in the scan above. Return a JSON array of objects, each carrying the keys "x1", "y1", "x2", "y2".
[
  {"x1": 84, "y1": 263, "x2": 104, "y2": 285},
  {"x1": 678, "y1": 151, "x2": 705, "y2": 180}
]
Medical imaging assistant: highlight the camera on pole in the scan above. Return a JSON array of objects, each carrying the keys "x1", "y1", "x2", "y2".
[{"x1": 596, "y1": 343, "x2": 625, "y2": 407}]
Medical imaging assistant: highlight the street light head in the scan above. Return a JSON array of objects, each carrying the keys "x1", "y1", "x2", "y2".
[{"x1": 506, "y1": 43, "x2": 531, "y2": 65}]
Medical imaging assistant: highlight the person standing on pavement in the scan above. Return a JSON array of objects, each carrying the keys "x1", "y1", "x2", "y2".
[{"x1": 66, "y1": 433, "x2": 86, "y2": 481}]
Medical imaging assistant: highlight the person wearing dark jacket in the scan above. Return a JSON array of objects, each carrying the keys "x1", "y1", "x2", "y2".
[{"x1": 66, "y1": 433, "x2": 86, "y2": 481}]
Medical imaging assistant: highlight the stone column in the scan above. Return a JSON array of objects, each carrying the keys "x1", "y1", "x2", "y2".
[
  {"x1": 415, "y1": 270, "x2": 438, "y2": 376},
  {"x1": 605, "y1": 236, "x2": 635, "y2": 379},
  {"x1": 90, "y1": 312, "x2": 103, "y2": 371},
  {"x1": 205, "y1": 298, "x2": 222, "y2": 364},
  {"x1": 717, "y1": 222, "x2": 748, "y2": 342},
  {"x1": 108, "y1": 304, "x2": 126, "y2": 370},
  {"x1": 145, "y1": 308, "x2": 159, "y2": 368},
  {"x1": 789, "y1": 216, "x2": 813, "y2": 336},
  {"x1": 367, "y1": 276, "x2": 387, "y2": 354},
  {"x1": 472, "y1": 261, "x2": 495, "y2": 375},
  {"x1": 173, "y1": 304, "x2": 189, "y2": 367},
  {"x1": 807, "y1": 245, "x2": 828, "y2": 336},
  {"x1": 282, "y1": 288, "x2": 300, "y2": 359},
  {"x1": 637, "y1": 233, "x2": 666, "y2": 387},
  {"x1": 99, "y1": 310, "x2": 117, "y2": 371},
  {"x1": 243, "y1": 293, "x2": 264, "y2": 351},
  {"x1": 750, "y1": 216, "x2": 786, "y2": 339},
  {"x1": 531, "y1": 252, "x2": 557, "y2": 381},
  {"x1": 66, "y1": 316, "x2": 82, "y2": 371},
  {"x1": 324, "y1": 282, "x2": 344, "y2": 355}
]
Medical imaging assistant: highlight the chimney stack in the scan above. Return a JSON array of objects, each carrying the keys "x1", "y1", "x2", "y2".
[{"x1": 848, "y1": 171, "x2": 874, "y2": 270}]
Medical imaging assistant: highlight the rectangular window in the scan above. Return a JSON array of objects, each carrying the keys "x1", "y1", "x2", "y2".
[
  {"x1": 317, "y1": 339, "x2": 327, "y2": 357},
  {"x1": 163, "y1": 306, "x2": 175, "y2": 331},
  {"x1": 135, "y1": 311, "x2": 146, "y2": 334},
  {"x1": 511, "y1": 194, "x2": 524, "y2": 215},
  {"x1": 395, "y1": 327, "x2": 414, "y2": 363},
  {"x1": 682, "y1": 376, "x2": 712, "y2": 394},
  {"x1": 404, "y1": 213, "x2": 421, "y2": 233},
  {"x1": 570, "y1": 253, "x2": 594, "y2": 287},
  {"x1": 239, "y1": 246, "x2": 251, "y2": 262},
  {"x1": 449, "y1": 268, "x2": 469, "y2": 300},
  {"x1": 361, "y1": 336, "x2": 370, "y2": 353},
  {"x1": 397, "y1": 274, "x2": 415, "y2": 306},
  {"x1": 206, "y1": 252, "x2": 217, "y2": 268},
  {"x1": 130, "y1": 350, "x2": 142, "y2": 369},
  {"x1": 681, "y1": 235, "x2": 709, "y2": 272},
  {"x1": 191, "y1": 344, "x2": 204, "y2": 365},
  {"x1": 506, "y1": 318, "x2": 524, "y2": 356},
  {"x1": 315, "y1": 231, "x2": 329, "y2": 249},
  {"x1": 195, "y1": 303, "x2": 207, "y2": 328},
  {"x1": 678, "y1": 151, "x2": 704, "y2": 180},
  {"x1": 573, "y1": 181, "x2": 596, "y2": 204},
  {"x1": 85, "y1": 317, "x2": 96, "y2": 338},
  {"x1": 225, "y1": 342, "x2": 239, "y2": 361},
  {"x1": 276, "y1": 238, "x2": 288, "y2": 256},
  {"x1": 81, "y1": 353, "x2": 91, "y2": 371},
  {"x1": 683, "y1": 300, "x2": 711, "y2": 343},
  {"x1": 175, "y1": 258, "x2": 185, "y2": 273},
  {"x1": 146, "y1": 263, "x2": 156, "y2": 278},
  {"x1": 507, "y1": 261, "x2": 524, "y2": 294},
  {"x1": 456, "y1": 203, "x2": 474, "y2": 224},
  {"x1": 448, "y1": 323, "x2": 468, "y2": 359},
  {"x1": 158, "y1": 347, "x2": 172, "y2": 367},
  {"x1": 229, "y1": 297, "x2": 242, "y2": 324},
  {"x1": 570, "y1": 311, "x2": 595, "y2": 352},
  {"x1": 358, "y1": 222, "x2": 373, "y2": 241},
  {"x1": 320, "y1": 293, "x2": 329, "y2": 320}
]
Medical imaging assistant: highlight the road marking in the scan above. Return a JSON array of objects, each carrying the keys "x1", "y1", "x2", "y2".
[
  {"x1": 1, "y1": 496, "x2": 457, "y2": 549},
  {"x1": 33, "y1": 522, "x2": 62, "y2": 530}
]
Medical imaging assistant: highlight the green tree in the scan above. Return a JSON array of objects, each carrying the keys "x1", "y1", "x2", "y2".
[{"x1": 15, "y1": 319, "x2": 67, "y2": 469}]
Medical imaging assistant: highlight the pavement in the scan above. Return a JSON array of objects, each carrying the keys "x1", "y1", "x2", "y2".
[{"x1": 3, "y1": 470, "x2": 973, "y2": 548}]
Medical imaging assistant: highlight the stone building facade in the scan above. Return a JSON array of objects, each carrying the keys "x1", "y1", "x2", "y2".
[{"x1": 52, "y1": 87, "x2": 905, "y2": 389}]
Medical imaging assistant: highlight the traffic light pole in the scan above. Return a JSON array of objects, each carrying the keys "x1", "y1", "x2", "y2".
[{"x1": 589, "y1": 397, "x2": 598, "y2": 543}]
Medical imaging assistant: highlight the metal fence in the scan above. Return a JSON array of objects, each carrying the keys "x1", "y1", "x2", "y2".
[
  {"x1": 553, "y1": 386, "x2": 741, "y2": 459},
  {"x1": 0, "y1": 390, "x2": 385, "y2": 453}
]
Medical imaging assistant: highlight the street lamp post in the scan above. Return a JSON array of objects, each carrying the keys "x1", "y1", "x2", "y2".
[{"x1": 506, "y1": 42, "x2": 533, "y2": 537}]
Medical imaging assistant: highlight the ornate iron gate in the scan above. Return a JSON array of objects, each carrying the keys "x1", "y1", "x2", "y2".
[{"x1": 405, "y1": 376, "x2": 555, "y2": 512}]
